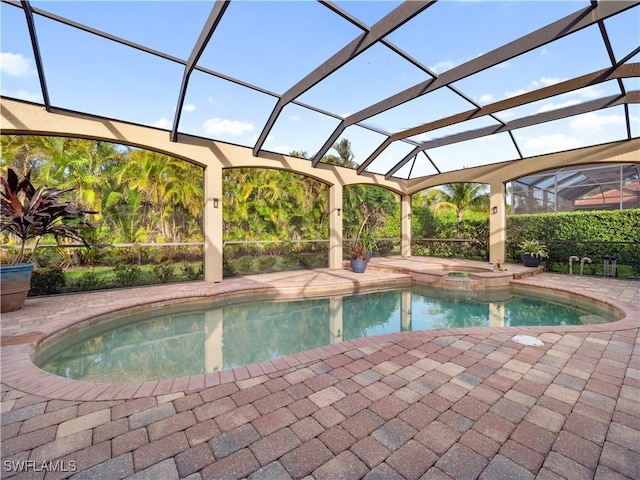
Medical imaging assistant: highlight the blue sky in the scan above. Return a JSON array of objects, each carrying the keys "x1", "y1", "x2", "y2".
[{"x1": 1, "y1": 1, "x2": 638, "y2": 178}]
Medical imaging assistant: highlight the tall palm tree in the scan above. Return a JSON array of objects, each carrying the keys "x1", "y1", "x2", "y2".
[
  {"x1": 117, "y1": 149, "x2": 202, "y2": 242},
  {"x1": 37, "y1": 138, "x2": 121, "y2": 210},
  {"x1": 430, "y1": 183, "x2": 489, "y2": 238},
  {"x1": 324, "y1": 138, "x2": 357, "y2": 168}
]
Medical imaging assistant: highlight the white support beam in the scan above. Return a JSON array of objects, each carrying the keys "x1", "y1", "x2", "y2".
[
  {"x1": 401, "y1": 194, "x2": 412, "y2": 257},
  {"x1": 329, "y1": 184, "x2": 343, "y2": 269},
  {"x1": 489, "y1": 183, "x2": 506, "y2": 266},
  {"x1": 204, "y1": 163, "x2": 223, "y2": 282}
]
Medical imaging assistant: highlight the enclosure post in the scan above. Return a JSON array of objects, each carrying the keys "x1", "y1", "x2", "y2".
[
  {"x1": 489, "y1": 182, "x2": 506, "y2": 265},
  {"x1": 329, "y1": 184, "x2": 343, "y2": 269},
  {"x1": 204, "y1": 163, "x2": 223, "y2": 282},
  {"x1": 401, "y1": 194, "x2": 412, "y2": 257}
]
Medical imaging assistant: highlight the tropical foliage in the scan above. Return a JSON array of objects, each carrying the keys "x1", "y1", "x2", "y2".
[
  {"x1": 1, "y1": 134, "x2": 497, "y2": 287},
  {"x1": 1, "y1": 136, "x2": 204, "y2": 249},
  {"x1": 2, "y1": 134, "x2": 637, "y2": 287},
  {"x1": 0, "y1": 167, "x2": 96, "y2": 265},
  {"x1": 222, "y1": 167, "x2": 328, "y2": 242},
  {"x1": 517, "y1": 239, "x2": 549, "y2": 259},
  {"x1": 429, "y1": 182, "x2": 489, "y2": 238}
]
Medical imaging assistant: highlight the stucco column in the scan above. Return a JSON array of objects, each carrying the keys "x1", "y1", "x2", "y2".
[
  {"x1": 401, "y1": 194, "x2": 412, "y2": 257},
  {"x1": 329, "y1": 184, "x2": 343, "y2": 269},
  {"x1": 489, "y1": 182, "x2": 506, "y2": 265},
  {"x1": 204, "y1": 163, "x2": 223, "y2": 282}
]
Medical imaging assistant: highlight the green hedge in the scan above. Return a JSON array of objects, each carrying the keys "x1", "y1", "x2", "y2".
[
  {"x1": 507, "y1": 210, "x2": 639, "y2": 243},
  {"x1": 412, "y1": 239, "x2": 488, "y2": 261},
  {"x1": 507, "y1": 209, "x2": 640, "y2": 276}
]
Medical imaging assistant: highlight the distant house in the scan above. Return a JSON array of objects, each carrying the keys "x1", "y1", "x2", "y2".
[{"x1": 574, "y1": 181, "x2": 640, "y2": 211}]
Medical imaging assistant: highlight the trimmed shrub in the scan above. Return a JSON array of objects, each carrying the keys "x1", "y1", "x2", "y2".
[
  {"x1": 258, "y1": 256, "x2": 280, "y2": 272},
  {"x1": 75, "y1": 269, "x2": 105, "y2": 291},
  {"x1": 297, "y1": 252, "x2": 326, "y2": 268},
  {"x1": 29, "y1": 267, "x2": 65, "y2": 296},
  {"x1": 181, "y1": 263, "x2": 204, "y2": 280},
  {"x1": 152, "y1": 264, "x2": 175, "y2": 283},
  {"x1": 113, "y1": 264, "x2": 142, "y2": 287}
]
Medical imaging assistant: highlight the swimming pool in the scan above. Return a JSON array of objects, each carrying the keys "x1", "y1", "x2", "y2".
[{"x1": 34, "y1": 285, "x2": 619, "y2": 383}]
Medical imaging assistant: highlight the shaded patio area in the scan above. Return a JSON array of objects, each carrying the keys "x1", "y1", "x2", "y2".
[{"x1": 1, "y1": 259, "x2": 639, "y2": 479}]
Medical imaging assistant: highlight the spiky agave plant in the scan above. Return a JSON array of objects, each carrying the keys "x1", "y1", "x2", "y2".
[{"x1": 1, "y1": 168, "x2": 97, "y2": 265}]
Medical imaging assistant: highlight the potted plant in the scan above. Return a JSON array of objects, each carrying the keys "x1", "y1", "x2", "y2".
[
  {"x1": 360, "y1": 229, "x2": 377, "y2": 263},
  {"x1": 347, "y1": 207, "x2": 379, "y2": 271},
  {"x1": 350, "y1": 242, "x2": 368, "y2": 273},
  {"x1": 1, "y1": 168, "x2": 96, "y2": 312},
  {"x1": 518, "y1": 239, "x2": 549, "y2": 267}
]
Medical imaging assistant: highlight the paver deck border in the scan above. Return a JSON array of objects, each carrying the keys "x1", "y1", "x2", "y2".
[{"x1": 1, "y1": 258, "x2": 638, "y2": 402}]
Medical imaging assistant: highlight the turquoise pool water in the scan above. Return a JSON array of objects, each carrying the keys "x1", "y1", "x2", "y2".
[{"x1": 36, "y1": 285, "x2": 617, "y2": 382}]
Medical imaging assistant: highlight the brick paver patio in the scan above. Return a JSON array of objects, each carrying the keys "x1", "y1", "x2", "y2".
[{"x1": 1, "y1": 258, "x2": 639, "y2": 479}]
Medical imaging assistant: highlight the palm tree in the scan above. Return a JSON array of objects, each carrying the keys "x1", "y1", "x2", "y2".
[
  {"x1": 116, "y1": 149, "x2": 202, "y2": 242},
  {"x1": 430, "y1": 183, "x2": 489, "y2": 238},
  {"x1": 324, "y1": 138, "x2": 357, "y2": 168},
  {"x1": 289, "y1": 151, "x2": 308, "y2": 159},
  {"x1": 36, "y1": 138, "x2": 121, "y2": 211}
]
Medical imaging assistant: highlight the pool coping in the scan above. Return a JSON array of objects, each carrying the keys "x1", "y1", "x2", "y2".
[{"x1": 1, "y1": 260, "x2": 638, "y2": 401}]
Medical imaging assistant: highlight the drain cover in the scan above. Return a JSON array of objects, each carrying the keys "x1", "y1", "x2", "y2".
[{"x1": 511, "y1": 335, "x2": 544, "y2": 346}]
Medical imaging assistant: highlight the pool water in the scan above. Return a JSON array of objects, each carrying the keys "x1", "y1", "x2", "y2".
[{"x1": 36, "y1": 285, "x2": 616, "y2": 382}]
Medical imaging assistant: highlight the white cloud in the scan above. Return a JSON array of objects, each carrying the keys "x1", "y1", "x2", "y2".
[
  {"x1": 569, "y1": 112, "x2": 625, "y2": 135},
  {"x1": 273, "y1": 144, "x2": 292, "y2": 153},
  {"x1": 504, "y1": 88, "x2": 528, "y2": 99},
  {"x1": 261, "y1": 135, "x2": 292, "y2": 153},
  {"x1": 479, "y1": 93, "x2": 494, "y2": 103},
  {"x1": 153, "y1": 118, "x2": 171, "y2": 129},
  {"x1": 0, "y1": 52, "x2": 35, "y2": 77},
  {"x1": 535, "y1": 99, "x2": 580, "y2": 114},
  {"x1": 203, "y1": 117, "x2": 253, "y2": 136},
  {"x1": 183, "y1": 104, "x2": 196, "y2": 112},
  {"x1": 504, "y1": 77, "x2": 564, "y2": 99},
  {"x1": 430, "y1": 60, "x2": 455, "y2": 73},
  {"x1": 1, "y1": 87, "x2": 39, "y2": 102},
  {"x1": 523, "y1": 133, "x2": 583, "y2": 153},
  {"x1": 290, "y1": 115, "x2": 300, "y2": 122},
  {"x1": 573, "y1": 85, "x2": 603, "y2": 100},
  {"x1": 251, "y1": 134, "x2": 274, "y2": 144},
  {"x1": 497, "y1": 111, "x2": 514, "y2": 120},
  {"x1": 504, "y1": 80, "x2": 604, "y2": 115},
  {"x1": 539, "y1": 77, "x2": 561, "y2": 87}
]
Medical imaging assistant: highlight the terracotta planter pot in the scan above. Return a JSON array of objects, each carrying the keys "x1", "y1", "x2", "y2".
[{"x1": 0, "y1": 264, "x2": 33, "y2": 313}]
